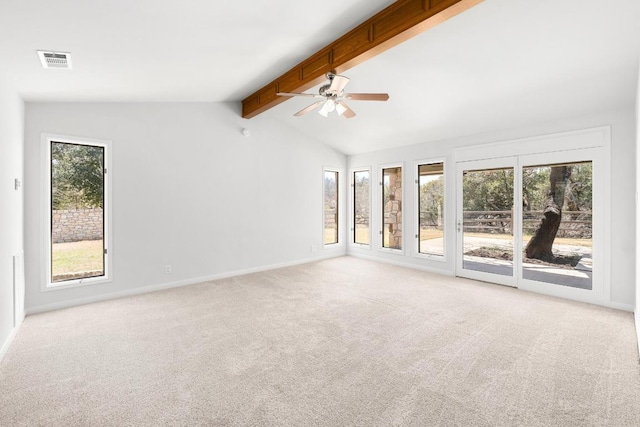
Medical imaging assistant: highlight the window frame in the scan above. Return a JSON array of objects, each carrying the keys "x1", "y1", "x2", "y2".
[
  {"x1": 41, "y1": 133, "x2": 112, "y2": 291},
  {"x1": 350, "y1": 167, "x2": 372, "y2": 248},
  {"x1": 378, "y1": 162, "x2": 404, "y2": 254},
  {"x1": 414, "y1": 159, "x2": 447, "y2": 262},
  {"x1": 453, "y1": 126, "x2": 611, "y2": 307},
  {"x1": 323, "y1": 167, "x2": 341, "y2": 247}
]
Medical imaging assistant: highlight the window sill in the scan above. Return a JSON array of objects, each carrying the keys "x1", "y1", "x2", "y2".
[{"x1": 42, "y1": 276, "x2": 111, "y2": 292}]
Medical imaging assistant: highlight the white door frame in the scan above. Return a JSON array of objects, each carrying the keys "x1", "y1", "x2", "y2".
[
  {"x1": 454, "y1": 126, "x2": 610, "y2": 306},
  {"x1": 456, "y1": 157, "x2": 518, "y2": 287}
]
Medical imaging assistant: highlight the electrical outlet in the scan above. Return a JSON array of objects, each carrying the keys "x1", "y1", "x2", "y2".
[{"x1": 165, "y1": 265, "x2": 172, "y2": 274}]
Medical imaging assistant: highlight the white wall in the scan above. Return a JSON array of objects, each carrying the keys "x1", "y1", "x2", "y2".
[
  {"x1": 0, "y1": 77, "x2": 25, "y2": 359},
  {"x1": 635, "y1": 61, "x2": 640, "y2": 355},
  {"x1": 24, "y1": 102, "x2": 346, "y2": 313},
  {"x1": 348, "y1": 108, "x2": 636, "y2": 309}
]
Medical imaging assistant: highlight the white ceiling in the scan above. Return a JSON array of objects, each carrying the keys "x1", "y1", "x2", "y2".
[{"x1": 1, "y1": 0, "x2": 639, "y2": 155}]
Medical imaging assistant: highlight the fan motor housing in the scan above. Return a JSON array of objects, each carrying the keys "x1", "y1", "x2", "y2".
[{"x1": 319, "y1": 84, "x2": 331, "y2": 96}]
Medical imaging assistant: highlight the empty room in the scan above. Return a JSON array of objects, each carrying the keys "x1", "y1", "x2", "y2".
[{"x1": 1, "y1": 0, "x2": 640, "y2": 425}]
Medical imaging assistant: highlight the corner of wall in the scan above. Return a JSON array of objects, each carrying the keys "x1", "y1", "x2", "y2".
[
  {"x1": 0, "y1": 76, "x2": 25, "y2": 364},
  {"x1": 0, "y1": 323, "x2": 21, "y2": 365},
  {"x1": 635, "y1": 313, "x2": 640, "y2": 361},
  {"x1": 634, "y1": 56, "x2": 640, "y2": 359}
]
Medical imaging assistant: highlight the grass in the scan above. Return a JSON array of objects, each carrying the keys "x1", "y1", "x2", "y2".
[
  {"x1": 355, "y1": 225, "x2": 370, "y2": 245},
  {"x1": 420, "y1": 229, "x2": 443, "y2": 240},
  {"x1": 328, "y1": 227, "x2": 588, "y2": 249},
  {"x1": 326, "y1": 225, "x2": 372, "y2": 245},
  {"x1": 356, "y1": 227, "x2": 441, "y2": 247},
  {"x1": 52, "y1": 240, "x2": 104, "y2": 277},
  {"x1": 324, "y1": 228, "x2": 338, "y2": 245}
]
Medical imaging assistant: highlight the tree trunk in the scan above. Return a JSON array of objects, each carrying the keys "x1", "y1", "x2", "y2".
[
  {"x1": 524, "y1": 195, "x2": 561, "y2": 261},
  {"x1": 564, "y1": 180, "x2": 578, "y2": 211},
  {"x1": 524, "y1": 166, "x2": 572, "y2": 261}
]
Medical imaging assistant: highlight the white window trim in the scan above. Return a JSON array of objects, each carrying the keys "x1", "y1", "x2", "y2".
[
  {"x1": 378, "y1": 162, "x2": 405, "y2": 255},
  {"x1": 349, "y1": 167, "x2": 372, "y2": 249},
  {"x1": 323, "y1": 167, "x2": 343, "y2": 248},
  {"x1": 41, "y1": 133, "x2": 113, "y2": 291},
  {"x1": 414, "y1": 158, "x2": 447, "y2": 262}
]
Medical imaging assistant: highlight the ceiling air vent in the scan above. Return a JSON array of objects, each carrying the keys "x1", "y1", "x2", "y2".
[{"x1": 37, "y1": 51, "x2": 72, "y2": 69}]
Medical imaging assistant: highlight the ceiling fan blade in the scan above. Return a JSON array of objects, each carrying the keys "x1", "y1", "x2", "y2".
[
  {"x1": 294, "y1": 100, "x2": 325, "y2": 117},
  {"x1": 345, "y1": 93, "x2": 389, "y2": 101},
  {"x1": 328, "y1": 75, "x2": 350, "y2": 94},
  {"x1": 337, "y1": 101, "x2": 356, "y2": 119},
  {"x1": 278, "y1": 92, "x2": 323, "y2": 98}
]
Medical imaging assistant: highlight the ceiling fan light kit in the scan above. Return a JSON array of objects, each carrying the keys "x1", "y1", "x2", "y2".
[
  {"x1": 277, "y1": 72, "x2": 389, "y2": 119},
  {"x1": 318, "y1": 99, "x2": 337, "y2": 117}
]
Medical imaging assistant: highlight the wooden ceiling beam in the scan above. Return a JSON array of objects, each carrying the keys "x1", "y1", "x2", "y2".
[{"x1": 241, "y1": 0, "x2": 484, "y2": 119}]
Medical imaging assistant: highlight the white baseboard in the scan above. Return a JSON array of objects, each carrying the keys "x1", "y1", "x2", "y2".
[
  {"x1": 607, "y1": 301, "x2": 635, "y2": 312},
  {"x1": 635, "y1": 309, "x2": 640, "y2": 360},
  {"x1": 347, "y1": 254, "x2": 636, "y2": 314},
  {"x1": 26, "y1": 252, "x2": 345, "y2": 315},
  {"x1": 0, "y1": 324, "x2": 21, "y2": 365},
  {"x1": 348, "y1": 252, "x2": 453, "y2": 276}
]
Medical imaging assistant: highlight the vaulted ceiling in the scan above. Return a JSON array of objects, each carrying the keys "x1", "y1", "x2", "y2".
[{"x1": 1, "y1": 0, "x2": 638, "y2": 155}]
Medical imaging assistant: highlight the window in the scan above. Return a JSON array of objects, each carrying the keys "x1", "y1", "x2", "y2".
[
  {"x1": 417, "y1": 162, "x2": 445, "y2": 257},
  {"x1": 353, "y1": 170, "x2": 370, "y2": 245},
  {"x1": 324, "y1": 170, "x2": 339, "y2": 245},
  {"x1": 382, "y1": 166, "x2": 402, "y2": 250},
  {"x1": 44, "y1": 135, "x2": 110, "y2": 289},
  {"x1": 521, "y1": 161, "x2": 592, "y2": 289},
  {"x1": 454, "y1": 130, "x2": 605, "y2": 302}
]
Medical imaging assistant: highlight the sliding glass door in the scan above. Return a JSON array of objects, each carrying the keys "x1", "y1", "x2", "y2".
[
  {"x1": 456, "y1": 158, "x2": 517, "y2": 287},
  {"x1": 457, "y1": 147, "x2": 604, "y2": 300},
  {"x1": 521, "y1": 161, "x2": 592, "y2": 289},
  {"x1": 517, "y1": 149, "x2": 603, "y2": 300}
]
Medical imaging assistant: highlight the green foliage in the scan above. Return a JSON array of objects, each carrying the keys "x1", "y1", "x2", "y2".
[
  {"x1": 522, "y1": 163, "x2": 592, "y2": 211},
  {"x1": 324, "y1": 172, "x2": 337, "y2": 210},
  {"x1": 463, "y1": 169, "x2": 514, "y2": 211},
  {"x1": 354, "y1": 172, "x2": 370, "y2": 224},
  {"x1": 382, "y1": 167, "x2": 401, "y2": 207},
  {"x1": 463, "y1": 163, "x2": 592, "y2": 213},
  {"x1": 419, "y1": 176, "x2": 443, "y2": 226},
  {"x1": 52, "y1": 143, "x2": 104, "y2": 210},
  {"x1": 567, "y1": 163, "x2": 592, "y2": 210},
  {"x1": 522, "y1": 167, "x2": 549, "y2": 210}
]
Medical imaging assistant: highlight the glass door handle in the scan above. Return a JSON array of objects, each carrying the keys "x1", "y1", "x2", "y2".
[{"x1": 457, "y1": 220, "x2": 461, "y2": 232}]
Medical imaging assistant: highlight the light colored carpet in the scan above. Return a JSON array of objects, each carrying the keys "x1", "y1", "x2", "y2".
[{"x1": 1, "y1": 256, "x2": 639, "y2": 426}]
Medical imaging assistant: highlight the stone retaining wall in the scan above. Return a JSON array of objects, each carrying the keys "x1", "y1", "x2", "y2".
[
  {"x1": 52, "y1": 208, "x2": 103, "y2": 243},
  {"x1": 384, "y1": 167, "x2": 402, "y2": 249}
]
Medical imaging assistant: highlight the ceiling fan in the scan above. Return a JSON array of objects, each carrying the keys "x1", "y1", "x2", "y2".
[{"x1": 277, "y1": 72, "x2": 389, "y2": 119}]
